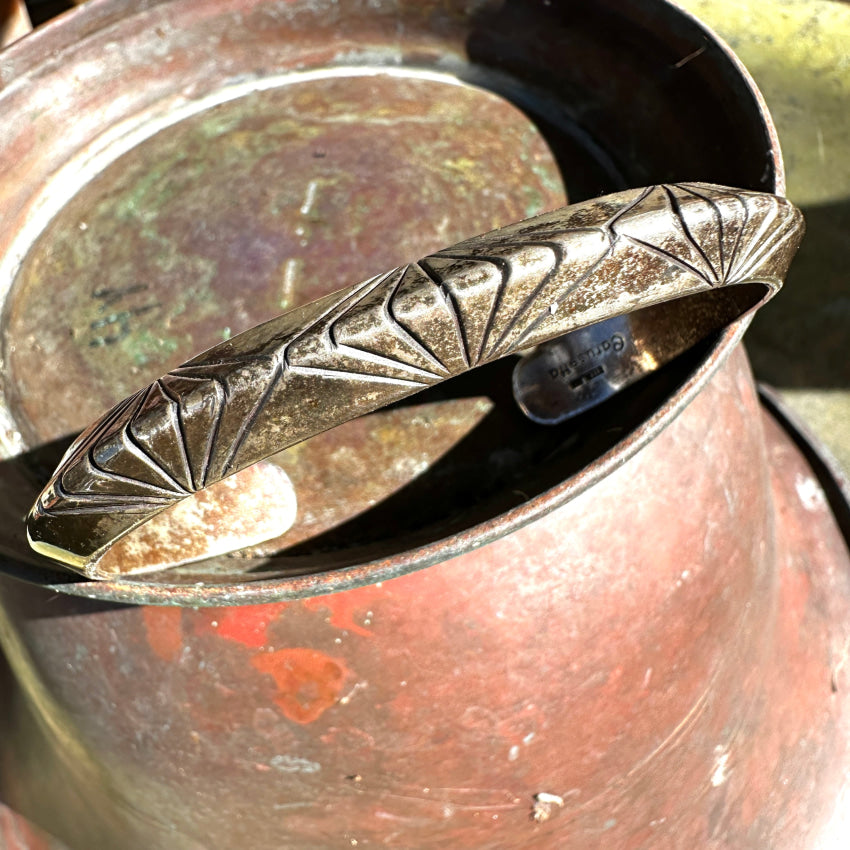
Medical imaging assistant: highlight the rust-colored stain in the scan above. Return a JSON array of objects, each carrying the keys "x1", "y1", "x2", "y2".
[
  {"x1": 142, "y1": 606, "x2": 183, "y2": 662},
  {"x1": 302, "y1": 584, "x2": 386, "y2": 637},
  {"x1": 251, "y1": 648, "x2": 350, "y2": 724},
  {"x1": 197, "y1": 602, "x2": 288, "y2": 648}
]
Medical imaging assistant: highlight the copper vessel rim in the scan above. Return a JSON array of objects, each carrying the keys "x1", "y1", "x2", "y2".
[{"x1": 32, "y1": 314, "x2": 754, "y2": 606}]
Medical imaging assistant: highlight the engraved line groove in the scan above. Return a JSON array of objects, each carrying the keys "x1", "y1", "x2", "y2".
[
  {"x1": 416, "y1": 258, "x2": 470, "y2": 369},
  {"x1": 619, "y1": 234, "x2": 712, "y2": 285},
  {"x1": 675, "y1": 184, "x2": 728, "y2": 278},
  {"x1": 155, "y1": 378, "x2": 196, "y2": 491},
  {"x1": 386, "y1": 266, "x2": 451, "y2": 375},
  {"x1": 218, "y1": 362, "x2": 282, "y2": 479},
  {"x1": 663, "y1": 184, "x2": 719, "y2": 282},
  {"x1": 480, "y1": 240, "x2": 565, "y2": 360}
]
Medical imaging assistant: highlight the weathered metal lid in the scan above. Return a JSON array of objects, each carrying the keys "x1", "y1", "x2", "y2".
[{"x1": 0, "y1": 0, "x2": 782, "y2": 604}]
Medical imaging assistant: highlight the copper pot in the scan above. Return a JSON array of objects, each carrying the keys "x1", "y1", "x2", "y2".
[{"x1": 0, "y1": 1, "x2": 849, "y2": 848}]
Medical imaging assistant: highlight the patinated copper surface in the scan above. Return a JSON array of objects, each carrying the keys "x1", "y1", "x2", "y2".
[
  {"x1": 27, "y1": 184, "x2": 803, "y2": 577},
  {"x1": 3, "y1": 350, "x2": 850, "y2": 850}
]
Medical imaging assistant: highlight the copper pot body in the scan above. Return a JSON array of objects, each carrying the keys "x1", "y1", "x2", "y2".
[
  {"x1": 2, "y1": 349, "x2": 850, "y2": 849},
  {"x1": 0, "y1": 0, "x2": 849, "y2": 848}
]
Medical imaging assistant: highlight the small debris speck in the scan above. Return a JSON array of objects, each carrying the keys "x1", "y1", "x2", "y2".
[{"x1": 532, "y1": 792, "x2": 565, "y2": 823}]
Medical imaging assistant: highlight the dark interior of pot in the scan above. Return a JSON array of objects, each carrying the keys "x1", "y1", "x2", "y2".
[{"x1": 0, "y1": 0, "x2": 778, "y2": 594}]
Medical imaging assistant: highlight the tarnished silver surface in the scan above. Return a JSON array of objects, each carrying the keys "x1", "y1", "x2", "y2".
[
  {"x1": 512, "y1": 286, "x2": 755, "y2": 425},
  {"x1": 26, "y1": 183, "x2": 803, "y2": 578},
  {"x1": 514, "y1": 316, "x2": 651, "y2": 424}
]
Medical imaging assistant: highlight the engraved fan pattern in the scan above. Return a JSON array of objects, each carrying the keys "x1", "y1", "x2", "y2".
[{"x1": 27, "y1": 184, "x2": 804, "y2": 570}]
